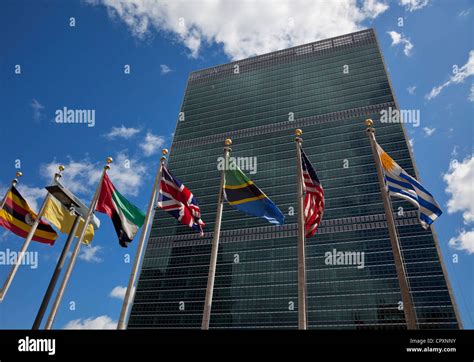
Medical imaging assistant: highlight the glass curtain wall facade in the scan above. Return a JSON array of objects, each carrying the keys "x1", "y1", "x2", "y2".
[{"x1": 128, "y1": 29, "x2": 461, "y2": 329}]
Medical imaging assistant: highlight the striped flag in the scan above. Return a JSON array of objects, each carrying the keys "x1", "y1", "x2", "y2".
[
  {"x1": 300, "y1": 149, "x2": 325, "y2": 238},
  {"x1": 376, "y1": 142, "x2": 442, "y2": 229},
  {"x1": 157, "y1": 166, "x2": 205, "y2": 234},
  {"x1": 96, "y1": 174, "x2": 145, "y2": 247},
  {"x1": 43, "y1": 196, "x2": 96, "y2": 245},
  {"x1": 223, "y1": 159, "x2": 284, "y2": 225},
  {"x1": 0, "y1": 186, "x2": 57, "y2": 244}
]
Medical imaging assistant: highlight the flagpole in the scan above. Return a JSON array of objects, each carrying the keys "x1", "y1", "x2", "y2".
[
  {"x1": 44, "y1": 157, "x2": 112, "y2": 330},
  {"x1": 365, "y1": 119, "x2": 418, "y2": 330},
  {"x1": 0, "y1": 170, "x2": 60, "y2": 302},
  {"x1": 117, "y1": 149, "x2": 168, "y2": 330},
  {"x1": 31, "y1": 165, "x2": 83, "y2": 329},
  {"x1": 0, "y1": 171, "x2": 22, "y2": 210},
  {"x1": 201, "y1": 138, "x2": 231, "y2": 330},
  {"x1": 295, "y1": 129, "x2": 308, "y2": 330}
]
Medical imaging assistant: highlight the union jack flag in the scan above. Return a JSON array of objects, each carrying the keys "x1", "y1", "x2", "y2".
[
  {"x1": 157, "y1": 166, "x2": 205, "y2": 235},
  {"x1": 300, "y1": 148, "x2": 325, "y2": 238}
]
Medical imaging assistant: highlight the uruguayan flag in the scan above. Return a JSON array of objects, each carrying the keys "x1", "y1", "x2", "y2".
[{"x1": 376, "y1": 142, "x2": 442, "y2": 229}]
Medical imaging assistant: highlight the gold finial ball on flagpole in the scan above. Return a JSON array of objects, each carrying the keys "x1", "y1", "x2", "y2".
[
  {"x1": 104, "y1": 157, "x2": 113, "y2": 170},
  {"x1": 15, "y1": 171, "x2": 23, "y2": 178},
  {"x1": 365, "y1": 119, "x2": 373, "y2": 128},
  {"x1": 295, "y1": 129, "x2": 303, "y2": 136},
  {"x1": 160, "y1": 149, "x2": 168, "y2": 162},
  {"x1": 58, "y1": 165, "x2": 65, "y2": 172},
  {"x1": 225, "y1": 138, "x2": 232, "y2": 146}
]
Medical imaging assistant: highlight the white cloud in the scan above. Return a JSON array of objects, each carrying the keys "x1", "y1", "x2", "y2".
[
  {"x1": 362, "y1": 0, "x2": 389, "y2": 18},
  {"x1": 41, "y1": 152, "x2": 147, "y2": 197},
  {"x1": 108, "y1": 153, "x2": 148, "y2": 195},
  {"x1": 459, "y1": 8, "x2": 471, "y2": 17},
  {"x1": 423, "y1": 127, "x2": 436, "y2": 136},
  {"x1": 387, "y1": 31, "x2": 413, "y2": 56},
  {"x1": 31, "y1": 98, "x2": 45, "y2": 122},
  {"x1": 0, "y1": 229, "x2": 10, "y2": 243},
  {"x1": 449, "y1": 229, "x2": 474, "y2": 254},
  {"x1": 160, "y1": 64, "x2": 172, "y2": 74},
  {"x1": 469, "y1": 83, "x2": 474, "y2": 102},
  {"x1": 78, "y1": 245, "x2": 103, "y2": 263},
  {"x1": 445, "y1": 155, "x2": 474, "y2": 255},
  {"x1": 399, "y1": 0, "x2": 430, "y2": 12},
  {"x1": 139, "y1": 132, "x2": 165, "y2": 157},
  {"x1": 87, "y1": 0, "x2": 389, "y2": 60},
  {"x1": 451, "y1": 146, "x2": 459, "y2": 157},
  {"x1": 426, "y1": 85, "x2": 442, "y2": 100},
  {"x1": 408, "y1": 137, "x2": 415, "y2": 151},
  {"x1": 41, "y1": 160, "x2": 93, "y2": 195},
  {"x1": 443, "y1": 155, "x2": 474, "y2": 224},
  {"x1": 63, "y1": 315, "x2": 117, "y2": 329},
  {"x1": 110, "y1": 285, "x2": 126, "y2": 300},
  {"x1": 0, "y1": 184, "x2": 7, "y2": 199},
  {"x1": 105, "y1": 125, "x2": 140, "y2": 139},
  {"x1": 407, "y1": 85, "x2": 416, "y2": 95},
  {"x1": 426, "y1": 50, "x2": 474, "y2": 100}
]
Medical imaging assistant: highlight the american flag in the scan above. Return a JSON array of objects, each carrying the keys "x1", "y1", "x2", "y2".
[
  {"x1": 300, "y1": 148, "x2": 325, "y2": 238},
  {"x1": 157, "y1": 166, "x2": 205, "y2": 235}
]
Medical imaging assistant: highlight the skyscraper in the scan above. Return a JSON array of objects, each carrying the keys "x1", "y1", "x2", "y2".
[{"x1": 128, "y1": 28, "x2": 461, "y2": 329}]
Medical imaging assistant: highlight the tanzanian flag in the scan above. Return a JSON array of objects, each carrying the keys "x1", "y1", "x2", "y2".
[
  {"x1": 96, "y1": 174, "x2": 145, "y2": 247},
  {"x1": 0, "y1": 186, "x2": 58, "y2": 245},
  {"x1": 224, "y1": 160, "x2": 284, "y2": 225}
]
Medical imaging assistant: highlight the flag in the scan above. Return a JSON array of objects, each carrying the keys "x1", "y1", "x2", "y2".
[
  {"x1": 224, "y1": 159, "x2": 284, "y2": 225},
  {"x1": 157, "y1": 166, "x2": 205, "y2": 234},
  {"x1": 376, "y1": 142, "x2": 442, "y2": 229},
  {"x1": 0, "y1": 186, "x2": 57, "y2": 245},
  {"x1": 43, "y1": 196, "x2": 96, "y2": 245},
  {"x1": 96, "y1": 174, "x2": 145, "y2": 247},
  {"x1": 300, "y1": 149, "x2": 325, "y2": 237}
]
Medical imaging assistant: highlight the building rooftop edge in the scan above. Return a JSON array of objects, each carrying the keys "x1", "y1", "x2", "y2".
[{"x1": 188, "y1": 28, "x2": 375, "y2": 81}]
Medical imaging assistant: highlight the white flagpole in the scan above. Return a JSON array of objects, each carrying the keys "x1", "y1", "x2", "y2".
[
  {"x1": 0, "y1": 169, "x2": 62, "y2": 302},
  {"x1": 365, "y1": 119, "x2": 417, "y2": 329},
  {"x1": 295, "y1": 129, "x2": 308, "y2": 330},
  {"x1": 32, "y1": 166, "x2": 82, "y2": 330},
  {"x1": 201, "y1": 138, "x2": 231, "y2": 330},
  {"x1": 44, "y1": 157, "x2": 112, "y2": 330},
  {"x1": 117, "y1": 149, "x2": 168, "y2": 330}
]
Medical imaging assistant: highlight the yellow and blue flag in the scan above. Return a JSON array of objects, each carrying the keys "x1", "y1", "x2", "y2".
[
  {"x1": 223, "y1": 159, "x2": 284, "y2": 225},
  {"x1": 376, "y1": 142, "x2": 442, "y2": 229}
]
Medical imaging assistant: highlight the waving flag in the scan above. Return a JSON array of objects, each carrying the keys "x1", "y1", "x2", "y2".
[
  {"x1": 0, "y1": 186, "x2": 58, "y2": 245},
  {"x1": 224, "y1": 159, "x2": 284, "y2": 225},
  {"x1": 43, "y1": 196, "x2": 96, "y2": 245},
  {"x1": 96, "y1": 174, "x2": 145, "y2": 247},
  {"x1": 376, "y1": 143, "x2": 442, "y2": 229},
  {"x1": 300, "y1": 149, "x2": 325, "y2": 237},
  {"x1": 157, "y1": 166, "x2": 205, "y2": 234}
]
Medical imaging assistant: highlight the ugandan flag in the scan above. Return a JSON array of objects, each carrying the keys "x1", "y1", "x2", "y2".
[
  {"x1": 0, "y1": 186, "x2": 58, "y2": 245},
  {"x1": 96, "y1": 174, "x2": 145, "y2": 248},
  {"x1": 224, "y1": 159, "x2": 285, "y2": 225}
]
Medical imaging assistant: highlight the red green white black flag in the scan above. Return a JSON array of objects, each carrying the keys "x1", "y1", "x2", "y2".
[{"x1": 96, "y1": 173, "x2": 145, "y2": 247}]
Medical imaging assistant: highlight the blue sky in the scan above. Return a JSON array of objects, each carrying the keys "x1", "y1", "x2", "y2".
[{"x1": 0, "y1": 0, "x2": 472, "y2": 329}]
